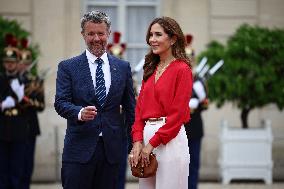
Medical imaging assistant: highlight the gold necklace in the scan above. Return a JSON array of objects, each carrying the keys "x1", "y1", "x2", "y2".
[
  {"x1": 157, "y1": 62, "x2": 170, "y2": 75},
  {"x1": 157, "y1": 57, "x2": 175, "y2": 75}
]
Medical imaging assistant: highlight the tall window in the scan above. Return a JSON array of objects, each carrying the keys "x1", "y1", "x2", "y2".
[{"x1": 84, "y1": 0, "x2": 160, "y2": 74}]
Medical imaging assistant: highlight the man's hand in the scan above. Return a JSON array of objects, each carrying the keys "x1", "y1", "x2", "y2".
[{"x1": 81, "y1": 106, "x2": 97, "y2": 121}]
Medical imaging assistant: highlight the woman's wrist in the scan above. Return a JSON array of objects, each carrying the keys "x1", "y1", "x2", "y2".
[
  {"x1": 146, "y1": 143, "x2": 154, "y2": 152},
  {"x1": 133, "y1": 141, "x2": 143, "y2": 145}
]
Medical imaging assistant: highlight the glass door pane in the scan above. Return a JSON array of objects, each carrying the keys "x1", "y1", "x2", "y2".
[{"x1": 126, "y1": 6, "x2": 156, "y2": 43}]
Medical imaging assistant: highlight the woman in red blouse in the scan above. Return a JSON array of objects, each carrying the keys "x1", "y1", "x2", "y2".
[{"x1": 129, "y1": 17, "x2": 193, "y2": 189}]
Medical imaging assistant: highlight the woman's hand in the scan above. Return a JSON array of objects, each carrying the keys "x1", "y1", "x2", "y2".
[
  {"x1": 129, "y1": 141, "x2": 143, "y2": 167},
  {"x1": 141, "y1": 143, "x2": 154, "y2": 167}
]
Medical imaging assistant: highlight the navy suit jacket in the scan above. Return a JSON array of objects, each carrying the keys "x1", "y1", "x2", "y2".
[{"x1": 54, "y1": 52, "x2": 135, "y2": 164}]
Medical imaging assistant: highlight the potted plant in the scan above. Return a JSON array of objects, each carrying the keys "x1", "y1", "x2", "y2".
[{"x1": 197, "y1": 24, "x2": 284, "y2": 184}]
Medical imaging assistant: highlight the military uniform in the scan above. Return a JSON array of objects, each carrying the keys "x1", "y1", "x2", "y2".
[
  {"x1": 20, "y1": 72, "x2": 45, "y2": 136},
  {"x1": 185, "y1": 78, "x2": 208, "y2": 140},
  {"x1": 19, "y1": 72, "x2": 45, "y2": 189},
  {"x1": 184, "y1": 34, "x2": 208, "y2": 189},
  {"x1": 107, "y1": 31, "x2": 129, "y2": 189},
  {"x1": 18, "y1": 39, "x2": 45, "y2": 189},
  {"x1": 0, "y1": 44, "x2": 30, "y2": 189},
  {"x1": 0, "y1": 73, "x2": 29, "y2": 141},
  {"x1": 185, "y1": 77, "x2": 208, "y2": 189}
]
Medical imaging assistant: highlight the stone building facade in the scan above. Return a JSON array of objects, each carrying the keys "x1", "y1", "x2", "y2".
[{"x1": 0, "y1": 0, "x2": 283, "y2": 181}]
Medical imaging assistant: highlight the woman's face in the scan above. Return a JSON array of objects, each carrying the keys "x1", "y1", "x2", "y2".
[{"x1": 148, "y1": 23, "x2": 172, "y2": 56}]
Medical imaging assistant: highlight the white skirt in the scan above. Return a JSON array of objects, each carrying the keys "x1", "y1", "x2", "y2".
[{"x1": 139, "y1": 118, "x2": 190, "y2": 189}]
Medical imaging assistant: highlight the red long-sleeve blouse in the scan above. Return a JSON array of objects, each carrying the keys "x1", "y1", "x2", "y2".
[{"x1": 132, "y1": 59, "x2": 193, "y2": 148}]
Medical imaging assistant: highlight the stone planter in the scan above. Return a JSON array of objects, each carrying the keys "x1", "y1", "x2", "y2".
[{"x1": 218, "y1": 120, "x2": 273, "y2": 184}]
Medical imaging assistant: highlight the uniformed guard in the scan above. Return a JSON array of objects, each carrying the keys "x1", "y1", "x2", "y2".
[
  {"x1": 184, "y1": 34, "x2": 208, "y2": 189},
  {"x1": 18, "y1": 38, "x2": 45, "y2": 189},
  {"x1": 107, "y1": 31, "x2": 129, "y2": 189},
  {"x1": 107, "y1": 31, "x2": 127, "y2": 59},
  {"x1": 0, "y1": 34, "x2": 29, "y2": 189},
  {"x1": 185, "y1": 34, "x2": 195, "y2": 65}
]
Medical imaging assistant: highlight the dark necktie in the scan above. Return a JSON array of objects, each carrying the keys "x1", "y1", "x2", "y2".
[{"x1": 95, "y1": 58, "x2": 106, "y2": 107}]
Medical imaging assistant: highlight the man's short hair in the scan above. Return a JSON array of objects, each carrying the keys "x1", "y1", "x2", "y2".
[{"x1": 81, "y1": 10, "x2": 111, "y2": 32}]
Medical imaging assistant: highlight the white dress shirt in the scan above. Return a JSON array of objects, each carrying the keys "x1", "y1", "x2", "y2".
[
  {"x1": 86, "y1": 49, "x2": 111, "y2": 94},
  {"x1": 78, "y1": 49, "x2": 111, "y2": 122}
]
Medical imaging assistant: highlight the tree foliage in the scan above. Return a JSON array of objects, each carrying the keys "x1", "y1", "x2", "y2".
[{"x1": 197, "y1": 24, "x2": 284, "y2": 128}]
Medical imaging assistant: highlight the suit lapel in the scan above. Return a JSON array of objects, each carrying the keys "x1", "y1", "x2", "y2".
[
  {"x1": 104, "y1": 54, "x2": 121, "y2": 106},
  {"x1": 78, "y1": 52, "x2": 97, "y2": 102},
  {"x1": 77, "y1": 52, "x2": 121, "y2": 107}
]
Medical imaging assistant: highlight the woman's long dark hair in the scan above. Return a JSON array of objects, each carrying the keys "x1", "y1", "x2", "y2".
[{"x1": 143, "y1": 17, "x2": 191, "y2": 81}]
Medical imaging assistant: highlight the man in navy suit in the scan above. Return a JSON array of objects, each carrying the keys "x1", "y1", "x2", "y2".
[{"x1": 54, "y1": 11, "x2": 135, "y2": 189}]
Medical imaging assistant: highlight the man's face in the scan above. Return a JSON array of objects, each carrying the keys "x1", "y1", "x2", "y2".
[
  {"x1": 17, "y1": 63, "x2": 30, "y2": 73},
  {"x1": 81, "y1": 21, "x2": 110, "y2": 57},
  {"x1": 3, "y1": 61, "x2": 18, "y2": 73}
]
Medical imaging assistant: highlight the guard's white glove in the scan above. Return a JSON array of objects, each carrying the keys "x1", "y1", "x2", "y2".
[
  {"x1": 10, "y1": 78, "x2": 21, "y2": 91},
  {"x1": 189, "y1": 98, "x2": 199, "y2": 109},
  {"x1": 17, "y1": 84, "x2": 25, "y2": 101},
  {"x1": 193, "y1": 80, "x2": 206, "y2": 101},
  {"x1": 10, "y1": 79, "x2": 25, "y2": 102},
  {"x1": 1, "y1": 96, "x2": 16, "y2": 111}
]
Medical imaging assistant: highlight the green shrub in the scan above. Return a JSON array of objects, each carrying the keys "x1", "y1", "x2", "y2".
[{"x1": 198, "y1": 24, "x2": 284, "y2": 128}]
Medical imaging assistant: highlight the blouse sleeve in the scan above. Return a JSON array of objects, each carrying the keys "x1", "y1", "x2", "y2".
[
  {"x1": 149, "y1": 66, "x2": 193, "y2": 147},
  {"x1": 131, "y1": 80, "x2": 145, "y2": 143}
]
